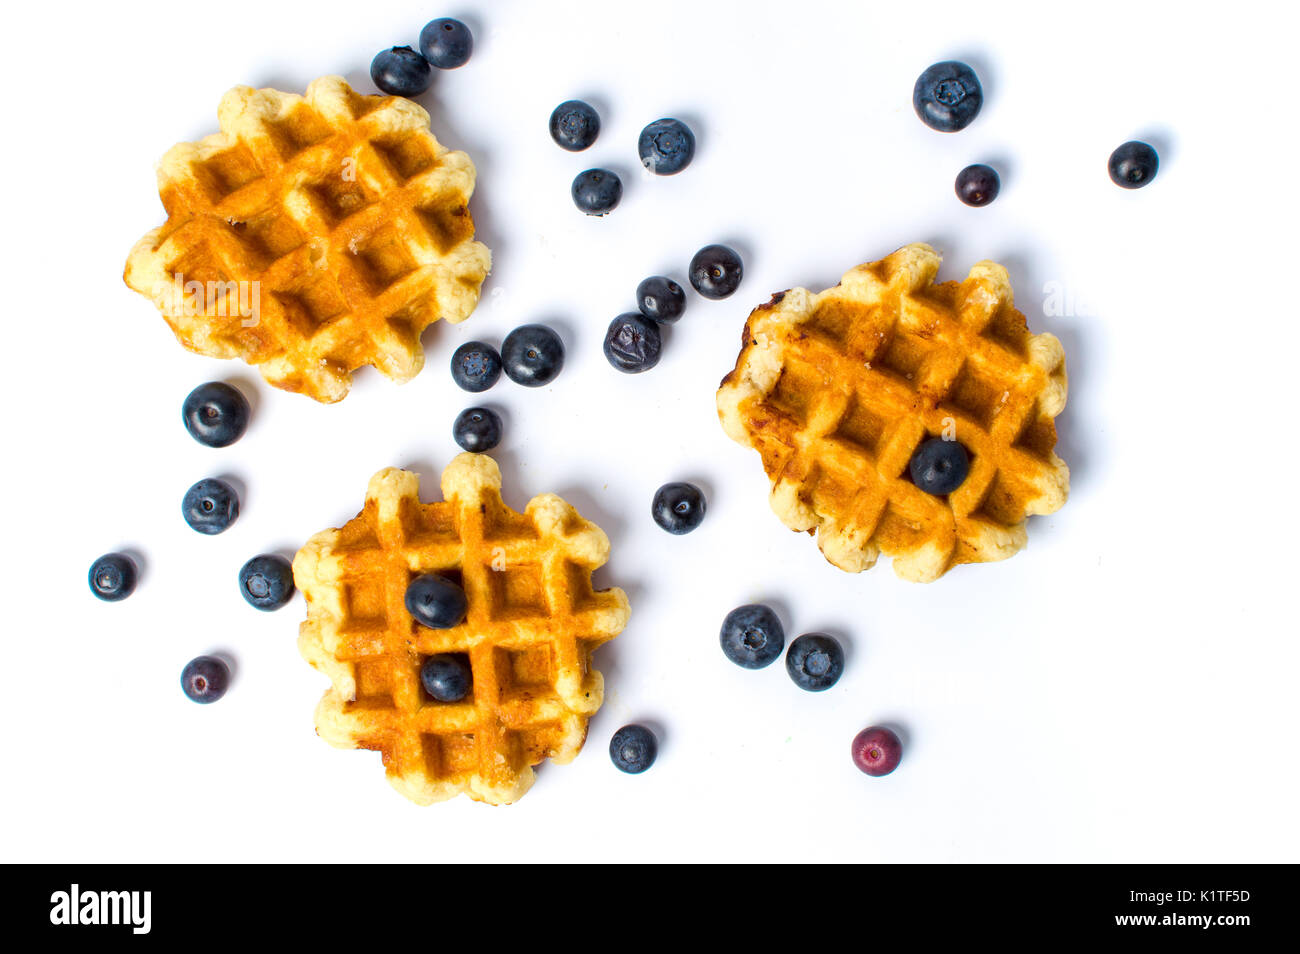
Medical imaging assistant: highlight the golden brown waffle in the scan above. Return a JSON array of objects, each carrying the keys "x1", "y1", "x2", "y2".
[
  {"x1": 293, "y1": 454, "x2": 629, "y2": 805},
  {"x1": 717, "y1": 243, "x2": 1068, "y2": 582},
  {"x1": 124, "y1": 76, "x2": 491, "y2": 403}
]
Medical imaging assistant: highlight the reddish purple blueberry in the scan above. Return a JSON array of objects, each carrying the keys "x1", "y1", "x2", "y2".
[{"x1": 851, "y1": 726, "x2": 903, "y2": 777}]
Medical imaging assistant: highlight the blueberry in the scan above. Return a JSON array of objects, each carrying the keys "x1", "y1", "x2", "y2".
[
  {"x1": 719, "y1": 604, "x2": 784, "y2": 669},
  {"x1": 1108, "y1": 140, "x2": 1159, "y2": 189},
  {"x1": 405, "y1": 573, "x2": 468, "y2": 629},
  {"x1": 182, "y1": 478, "x2": 239, "y2": 535},
  {"x1": 786, "y1": 633, "x2": 844, "y2": 691},
  {"x1": 689, "y1": 244, "x2": 743, "y2": 299},
  {"x1": 572, "y1": 168, "x2": 622, "y2": 215},
  {"x1": 420, "y1": 653, "x2": 472, "y2": 702},
  {"x1": 181, "y1": 655, "x2": 230, "y2": 704},
  {"x1": 636, "y1": 276, "x2": 686, "y2": 324},
  {"x1": 955, "y1": 163, "x2": 1000, "y2": 207},
  {"x1": 609, "y1": 724, "x2": 658, "y2": 774},
  {"x1": 182, "y1": 382, "x2": 249, "y2": 448},
  {"x1": 453, "y1": 406, "x2": 502, "y2": 452},
  {"x1": 502, "y1": 324, "x2": 565, "y2": 387},
  {"x1": 908, "y1": 437, "x2": 970, "y2": 495},
  {"x1": 549, "y1": 100, "x2": 600, "y2": 151},
  {"x1": 603, "y1": 313, "x2": 662, "y2": 373},
  {"x1": 89, "y1": 552, "x2": 137, "y2": 602},
  {"x1": 238, "y1": 554, "x2": 295, "y2": 611},
  {"x1": 450, "y1": 341, "x2": 502, "y2": 392},
  {"x1": 638, "y1": 118, "x2": 695, "y2": 175},
  {"x1": 651, "y1": 482, "x2": 706, "y2": 534},
  {"x1": 418, "y1": 18, "x2": 473, "y2": 70},
  {"x1": 913, "y1": 61, "x2": 983, "y2": 132},
  {"x1": 370, "y1": 46, "x2": 432, "y2": 97},
  {"x1": 851, "y1": 726, "x2": 903, "y2": 777}
]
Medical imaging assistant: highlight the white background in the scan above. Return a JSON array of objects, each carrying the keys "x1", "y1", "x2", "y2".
[{"x1": 2, "y1": 0, "x2": 1297, "y2": 863}]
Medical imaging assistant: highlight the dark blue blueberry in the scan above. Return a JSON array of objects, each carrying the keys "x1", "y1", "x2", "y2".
[
  {"x1": 913, "y1": 61, "x2": 983, "y2": 132},
  {"x1": 419, "y1": 18, "x2": 473, "y2": 70},
  {"x1": 453, "y1": 406, "x2": 502, "y2": 452},
  {"x1": 785, "y1": 633, "x2": 844, "y2": 692},
  {"x1": 182, "y1": 382, "x2": 249, "y2": 448},
  {"x1": 651, "y1": 482, "x2": 706, "y2": 534},
  {"x1": 181, "y1": 655, "x2": 230, "y2": 704},
  {"x1": 370, "y1": 46, "x2": 432, "y2": 97},
  {"x1": 609, "y1": 723, "x2": 658, "y2": 774},
  {"x1": 689, "y1": 244, "x2": 743, "y2": 299},
  {"x1": 636, "y1": 276, "x2": 686, "y2": 324},
  {"x1": 1108, "y1": 140, "x2": 1159, "y2": 189},
  {"x1": 450, "y1": 341, "x2": 502, "y2": 392},
  {"x1": 89, "y1": 552, "x2": 137, "y2": 602},
  {"x1": 182, "y1": 478, "x2": 239, "y2": 535},
  {"x1": 238, "y1": 554, "x2": 295, "y2": 611},
  {"x1": 405, "y1": 573, "x2": 468, "y2": 629},
  {"x1": 603, "y1": 313, "x2": 662, "y2": 373},
  {"x1": 908, "y1": 437, "x2": 970, "y2": 495},
  {"x1": 571, "y1": 168, "x2": 622, "y2": 215},
  {"x1": 719, "y1": 604, "x2": 784, "y2": 669},
  {"x1": 420, "y1": 653, "x2": 472, "y2": 702},
  {"x1": 638, "y1": 118, "x2": 695, "y2": 175},
  {"x1": 502, "y1": 324, "x2": 565, "y2": 386},
  {"x1": 549, "y1": 100, "x2": 600, "y2": 151},
  {"x1": 955, "y1": 163, "x2": 1000, "y2": 207}
]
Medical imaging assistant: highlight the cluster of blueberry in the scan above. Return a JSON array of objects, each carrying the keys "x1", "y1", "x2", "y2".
[
  {"x1": 913, "y1": 60, "x2": 1160, "y2": 204},
  {"x1": 447, "y1": 324, "x2": 565, "y2": 450},
  {"x1": 370, "y1": 18, "x2": 474, "y2": 97},
  {"x1": 549, "y1": 100, "x2": 696, "y2": 215},
  {"x1": 720, "y1": 604, "x2": 844, "y2": 689},
  {"x1": 719, "y1": 604, "x2": 901, "y2": 776},
  {"x1": 88, "y1": 381, "x2": 297, "y2": 704},
  {"x1": 602, "y1": 245, "x2": 744, "y2": 375}
]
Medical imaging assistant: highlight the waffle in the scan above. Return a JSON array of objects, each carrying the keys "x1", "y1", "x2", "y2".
[
  {"x1": 717, "y1": 243, "x2": 1068, "y2": 582},
  {"x1": 124, "y1": 76, "x2": 491, "y2": 403},
  {"x1": 292, "y1": 454, "x2": 630, "y2": 805}
]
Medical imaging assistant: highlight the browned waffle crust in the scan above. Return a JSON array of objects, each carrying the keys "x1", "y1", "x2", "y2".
[
  {"x1": 717, "y1": 243, "x2": 1068, "y2": 581},
  {"x1": 124, "y1": 76, "x2": 490, "y2": 403},
  {"x1": 293, "y1": 454, "x2": 629, "y2": 804}
]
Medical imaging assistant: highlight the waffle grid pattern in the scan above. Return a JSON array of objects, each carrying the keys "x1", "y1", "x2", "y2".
[
  {"x1": 294, "y1": 455, "x2": 629, "y2": 805},
  {"x1": 717, "y1": 244, "x2": 1068, "y2": 581},
  {"x1": 124, "y1": 76, "x2": 490, "y2": 403}
]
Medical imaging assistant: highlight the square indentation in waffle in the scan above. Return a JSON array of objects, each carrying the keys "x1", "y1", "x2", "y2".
[
  {"x1": 351, "y1": 658, "x2": 400, "y2": 710},
  {"x1": 802, "y1": 297, "x2": 859, "y2": 347},
  {"x1": 873, "y1": 329, "x2": 931, "y2": 384},
  {"x1": 766, "y1": 362, "x2": 824, "y2": 423},
  {"x1": 194, "y1": 143, "x2": 264, "y2": 201},
  {"x1": 369, "y1": 129, "x2": 441, "y2": 181},
  {"x1": 261, "y1": 104, "x2": 335, "y2": 161},
  {"x1": 272, "y1": 274, "x2": 348, "y2": 335},
  {"x1": 422, "y1": 732, "x2": 479, "y2": 778},
  {"x1": 830, "y1": 395, "x2": 893, "y2": 462},
  {"x1": 414, "y1": 198, "x2": 476, "y2": 255},
  {"x1": 347, "y1": 222, "x2": 421, "y2": 294},
  {"x1": 494, "y1": 645, "x2": 555, "y2": 698},
  {"x1": 293, "y1": 455, "x2": 629, "y2": 804},
  {"x1": 161, "y1": 244, "x2": 239, "y2": 313},
  {"x1": 123, "y1": 76, "x2": 491, "y2": 403},
  {"x1": 226, "y1": 211, "x2": 306, "y2": 265},
  {"x1": 1011, "y1": 403, "x2": 1059, "y2": 462},
  {"x1": 484, "y1": 564, "x2": 549, "y2": 621},
  {"x1": 717, "y1": 243, "x2": 1069, "y2": 581},
  {"x1": 341, "y1": 575, "x2": 389, "y2": 635},
  {"x1": 940, "y1": 359, "x2": 1009, "y2": 431},
  {"x1": 303, "y1": 174, "x2": 374, "y2": 224}
]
